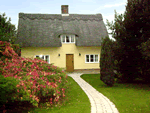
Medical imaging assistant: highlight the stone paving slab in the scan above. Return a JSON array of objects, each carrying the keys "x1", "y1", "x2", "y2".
[{"x1": 67, "y1": 73, "x2": 119, "y2": 113}]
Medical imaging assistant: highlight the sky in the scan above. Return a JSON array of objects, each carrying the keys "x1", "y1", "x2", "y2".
[{"x1": 0, "y1": 0, "x2": 127, "y2": 40}]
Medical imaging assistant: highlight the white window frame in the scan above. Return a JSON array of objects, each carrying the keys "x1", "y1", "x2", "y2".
[
  {"x1": 61, "y1": 35, "x2": 75, "y2": 43},
  {"x1": 35, "y1": 55, "x2": 50, "y2": 64},
  {"x1": 85, "y1": 54, "x2": 99, "y2": 63}
]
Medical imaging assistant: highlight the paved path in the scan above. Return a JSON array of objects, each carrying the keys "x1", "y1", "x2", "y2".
[{"x1": 67, "y1": 73, "x2": 119, "y2": 113}]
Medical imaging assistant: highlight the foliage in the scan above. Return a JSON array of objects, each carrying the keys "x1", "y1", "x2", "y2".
[
  {"x1": 120, "y1": 0, "x2": 150, "y2": 82},
  {"x1": 0, "y1": 12, "x2": 17, "y2": 44},
  {"x1": 100, "y1": 36, "x2": 116, "y2": 86},
  {"x1": 106, "y1": 10, "x2": 126, "y2": 43},
  {"x1": 29, "y1": 76, "x2": 91, "y2": 113},
  {"x1": 0, "y1": 75, "x2": 20, "y2": 104},
  {"x1": 137, "y1": 39, "x2": 150, "y2": 82},
  {"x1": 11, "y1": 44, "x2": 21, "y2": 56},
  {"x1": 133, "y1": 0, "x2": 150, "y2": 82},
  {"x1": 106, "y1": 0, "x2": 150, "y2": 82},
  {"x1": 106, "y1": 10, "x2": 128, "y2": 82},
  {"x1": 0, "y1": 41, "x2": 68, "y2": 112},
  {"x1": 0, "y1": 41, "x2": 21, "y2": 60}
]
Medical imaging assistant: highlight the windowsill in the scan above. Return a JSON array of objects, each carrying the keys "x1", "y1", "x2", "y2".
[
  {"x1": 85, "y1": 62, "x2": 99, "y2": 63},
  {"x1": 62, "y1": 43, "x2": 75, "y2": 44}
]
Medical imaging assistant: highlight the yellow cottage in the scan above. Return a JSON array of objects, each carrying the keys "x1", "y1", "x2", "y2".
[{"x1": 15, "y1": 5, "x2": 108, "y2": 72}]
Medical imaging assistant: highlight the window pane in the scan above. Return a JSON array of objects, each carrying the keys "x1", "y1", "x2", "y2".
[
  {"x1": 66, "y1": 35, "x2": 70, "y2": 42},
  {"x1": 71, "y1": 35, "x2": 74, "y2": 42},
  {"x1": 86, "y1": 58, "x2": 89, "y2": 62},
  {"x1": 36, "y1": 55, "x2": 39, "y2": 58},
  {"x1": 62, "y1": 35, "x2": 65, "y2": 42},
  {"x1": 41, "y1": 55, "x2": 44, "y2": 60},
  {"x1": 90, "y1": 55, "x2": 94, "y2": 62},
  {"x1": 86, "y1": 55, "x2": 89, "y2": 62},
  {"x1": 45, "y1": 55, "x2": 49, "y2": 63},
  {"x1": 95, "y1": 55, "x2": 98, "y2": 62}
]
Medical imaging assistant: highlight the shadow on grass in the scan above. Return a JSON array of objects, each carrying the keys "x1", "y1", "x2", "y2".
[{"x1": 81, "y1": 74, "x2": 150, "y2": 90}]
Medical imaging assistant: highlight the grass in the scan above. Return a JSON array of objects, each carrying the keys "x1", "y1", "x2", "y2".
[
  {"x1": 81, "y1": 74, "x2": 150, "y2": 113},
  {"x1": 28, "y1": 76, "x2": 91, "y2": 113}
]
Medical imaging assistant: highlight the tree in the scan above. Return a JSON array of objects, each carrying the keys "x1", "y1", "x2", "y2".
[
  {"x1": 106, "y1": 10, "x2": 128, "y2": 82},
  {"x1": 106, "y1": 0, "x2": 150, "y2": 82},
  {"x1": 122, "y1": 0, "x2": 150, "y2": 81},
  {"x1": 0, "y1": 12, "x2": 17, "y2": 43},
  {"x1": 0, "y1": 13, "x2": 20, "y2": 58}
]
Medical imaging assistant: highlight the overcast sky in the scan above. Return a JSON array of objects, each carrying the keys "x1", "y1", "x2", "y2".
[{"x1": 0, "y1": 0, "x2": 127, "y2": 40}]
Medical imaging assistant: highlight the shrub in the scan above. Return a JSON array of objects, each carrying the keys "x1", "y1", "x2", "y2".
[
  {"x1": 0, "y1": 41, "x2": 68, "y2": 112},
  {"x1": 100, "y1": 36, "x2": 116, "y2": 86},
  {"x1": 11, "y1": 44, "x2": 21, "y2": 56},
  {"x1": 0, "y1": 74, "x2": 20, "y2": 104}
]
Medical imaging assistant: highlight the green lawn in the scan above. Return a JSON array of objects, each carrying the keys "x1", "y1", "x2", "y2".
[
  {"x1": 81, "y1": 74, "x2": 150, "y2": 113},
  {"x1": 28, "y1": 76, "x2": 91, "y2": 113}
]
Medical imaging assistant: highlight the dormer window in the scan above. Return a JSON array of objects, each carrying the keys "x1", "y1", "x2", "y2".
[{"x1": 61, "y1": 35, "x2": 75, "y2": 43}]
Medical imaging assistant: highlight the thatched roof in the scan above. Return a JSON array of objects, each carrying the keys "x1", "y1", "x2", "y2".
[{"x1": 15, "y1": 13, "x2": 108, "y2": 47}]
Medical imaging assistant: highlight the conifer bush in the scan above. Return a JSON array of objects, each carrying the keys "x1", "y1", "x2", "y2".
[{"x1": 100, "y1": 37, "x2": 116, "y2": 86}]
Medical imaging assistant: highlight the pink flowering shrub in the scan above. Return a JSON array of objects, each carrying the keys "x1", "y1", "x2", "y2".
[{"x1": 0, "y1": 41, "x2": 68, "y2": 112}]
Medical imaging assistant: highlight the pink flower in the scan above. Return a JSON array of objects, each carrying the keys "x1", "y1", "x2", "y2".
[
  {"x1": 43, "y1": 85, "x2": 46, "y2": 88},
  {"x1": 32, "y1": 76, "x2": 36, "y2": 79},
  {"x1": 49, "y1": 98, "x2": 52, "y2": 102},
  {"x1": 14, "y1": 75, "x2": 18, "y2": 79},
  {"x1": 0, "y1": 60, "x2": 3, "y2": 64},
  {"x1": 30, "y1": 95, "x2": 32, "y2": 98},
  {"x1": 62, "y1": 88, "x2": 65, "y2": 93},
  {"x1": 21, "y1": 82, "x2": 24, "y2": 86},
  {"x1": 58, "y1": 80, "x2": 61, "y2": 83},
  {"x1": 63, "y1": 94, "x2": 65, "y2": 97},
  {"x1": 54, "y1": 83, "x2": 58, "y2": 88},
  {"x1": 24, "y1": 87, "x2": 27, "y2": 90},
  {"x1": 38, "y1": 88, "x2": 40, "y2": 91},
  {"x1": 56, "y1": 90, "x2": 60, "y2": 94},
  {"x1": 42, "y1": 76, "x2": 45, "y2": 80},
  {"x1": 47, "y1": 82, "x2": 51, "y2": 86},
  {"x1": 17, "y1": 89, "x2": 19, "y2": 92},
  {"x1": 16, "y1": 84, "x2": 20, "y2": 88},
  {"x1": 34, "y1": 97, "x2": 39, "y2": 103},
  {"x1": 5, "y1": 58, "x2": 8, "y2": 61},
  {"x1": 33, "y1": 85, "x2": 36, "y2": 89},
  {"x1": 35, "y1": 98, "x2": 39, "y2": 103},
  {"x1": 18, "y1": 77, "x2": 22, "y2": 79}
]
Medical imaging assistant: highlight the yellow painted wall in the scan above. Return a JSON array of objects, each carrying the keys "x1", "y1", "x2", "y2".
[{"x1": 21, "y1": 43, "x2": 101, "y2": 70}]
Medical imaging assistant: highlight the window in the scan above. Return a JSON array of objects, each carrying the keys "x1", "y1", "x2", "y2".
[
  {"x1": 85, "y1": 54, "x2": 99, "y2": 63},
  {"x1": 61, "y1": 35, "x2": 75, "y2": 43},
  {"x1": 86, "y1": 55, "x2": 89, "y2": 62},
  {"x1": 66, "y1": 35, "x2": 70, "y2": 42},
  {"x1": 62, "y1": 35, "x2": 65, "y2": 43},
  {"x1": 36, "y1": 55, "x2": 40, "y2": 58},
  {"x1": 35, "y1": 55, "x2": 50, "y2": 64},
  {"x1": 71, "y1": 35, "x2": 74, "y2": 42}
]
